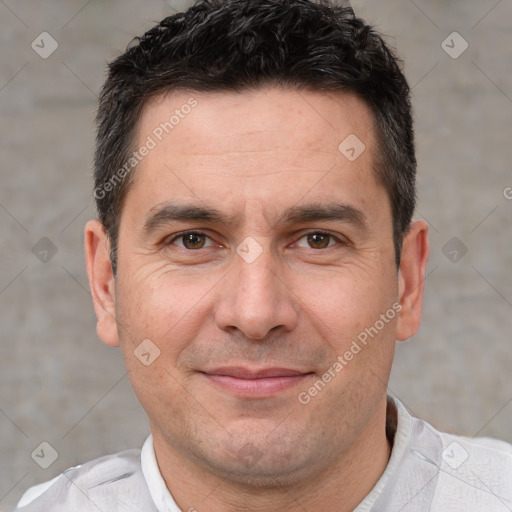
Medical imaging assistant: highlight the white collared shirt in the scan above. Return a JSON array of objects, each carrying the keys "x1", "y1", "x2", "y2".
[{"x1": 16, "y1": 396, "x2": 512, "y2": 511}]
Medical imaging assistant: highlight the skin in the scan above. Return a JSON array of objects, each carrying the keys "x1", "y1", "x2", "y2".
[{"x1": 85, "y1": 87, "x2": 429, "y2": 511}]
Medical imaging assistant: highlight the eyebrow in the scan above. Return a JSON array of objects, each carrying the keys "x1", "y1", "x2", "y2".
[{"x1": 142, "y1": 201, "x2": 369, "y2": 235}]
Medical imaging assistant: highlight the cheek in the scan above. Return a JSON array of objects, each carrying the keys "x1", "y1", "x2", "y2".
[
  {"x1": 293, "y1": 266, "x2": 396, "y2": 349},
  {"x1": 115, "y1": 267, "x2": 214, "y2": 363},
  {"x1": 114, "y1": 270, "x2": 208, "y2": 428},
  {"x1": 294, "y1": 271, "x2": 397, "y2": 414}
]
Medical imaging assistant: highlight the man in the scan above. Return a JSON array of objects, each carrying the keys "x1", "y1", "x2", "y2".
[{"x1": 15, "y1": 0, "x2": 512, "y2": 510}]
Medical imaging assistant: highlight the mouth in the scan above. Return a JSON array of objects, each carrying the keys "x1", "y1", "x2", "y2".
[{"x1": 199, "y1": 367, "x2": 314, "y2": 398}]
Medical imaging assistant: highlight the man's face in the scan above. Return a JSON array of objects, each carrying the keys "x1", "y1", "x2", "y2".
[{"x1": 93, "y1": 88, "x2": 406, "y2": 483}]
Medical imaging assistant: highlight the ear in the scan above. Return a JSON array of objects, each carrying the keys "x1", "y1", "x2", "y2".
[
  {"x1": 396, "y1": 220, "x2": 429, "y2": 341},
  {"x1": 84, "y1": 219, "x2": 120, "y2": 347}
]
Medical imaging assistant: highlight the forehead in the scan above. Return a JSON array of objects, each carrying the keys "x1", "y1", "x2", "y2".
[
  {"x1": 137, "y1": 87, "x2": 376, "y2": 158},
  {"x1": 123, "y1": 87, "x2": 385, "y2": 226}
]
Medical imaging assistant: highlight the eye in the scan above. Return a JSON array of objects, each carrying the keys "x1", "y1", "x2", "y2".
[
  {"x1": 166, "y1": 230, "x2": 344, "y2": 252},
  {"x1": 295, "y1": 231, "x2": 341, "y2": 250},
  {"x1": 168, "y1": 231, "x2": 214, "y2": 250}
]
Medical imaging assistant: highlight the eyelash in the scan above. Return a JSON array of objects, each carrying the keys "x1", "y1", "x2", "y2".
[{"x1": 166, "y1": 230, "x2": 345, "y2": 250}]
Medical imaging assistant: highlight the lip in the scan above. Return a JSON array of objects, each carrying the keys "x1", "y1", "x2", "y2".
[{"x1": 200, "y1": 367, "x2": 313, "y2": 397}]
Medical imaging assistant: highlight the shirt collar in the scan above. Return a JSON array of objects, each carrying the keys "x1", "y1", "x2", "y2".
[
  {"x1": 354, "y1": 395, "x2": 414, "y2": 510},
  {"x1": 141, "y1": 434, "x2": 182, "y2": 512}
]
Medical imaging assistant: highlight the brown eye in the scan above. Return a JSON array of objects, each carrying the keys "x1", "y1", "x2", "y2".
[
  {"x1": 170, "y1": 231, "x2": 211, "y2": 250},
  {"x1": 293, "y1": 231, "x2": 345, "y2": 251},
  {"x1": 181, "y1": 232, "x2": 206, "y2": 249},
  {"x1": 306, "y1": 233, "x2": 333, "y2": 249}
]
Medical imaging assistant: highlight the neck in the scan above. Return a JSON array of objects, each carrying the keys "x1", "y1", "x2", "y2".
[{"x1": 152, "y1": 397, "x2": 392, "y2": 512}]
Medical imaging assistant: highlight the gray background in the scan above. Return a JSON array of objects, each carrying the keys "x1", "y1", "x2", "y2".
[{"x1": 1, "y1": 0, "x2": 511, "y2": 510}]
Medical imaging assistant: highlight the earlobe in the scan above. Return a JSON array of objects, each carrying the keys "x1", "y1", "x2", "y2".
[
  {"x1": 84, "y1": 219, "x2": 120, "y2": 347},
  {"x1": 396, "y1": 220, "x2": 430, "y2": 342}
]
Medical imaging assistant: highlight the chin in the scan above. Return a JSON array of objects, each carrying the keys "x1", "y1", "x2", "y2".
[{"x1": 193, "y1": 434, "x2": 329, "y2": 489}]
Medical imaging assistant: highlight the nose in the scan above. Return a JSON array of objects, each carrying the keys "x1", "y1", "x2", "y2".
[{"x1": 214, "y1": 246, "x2": 299, "y2": 340}]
